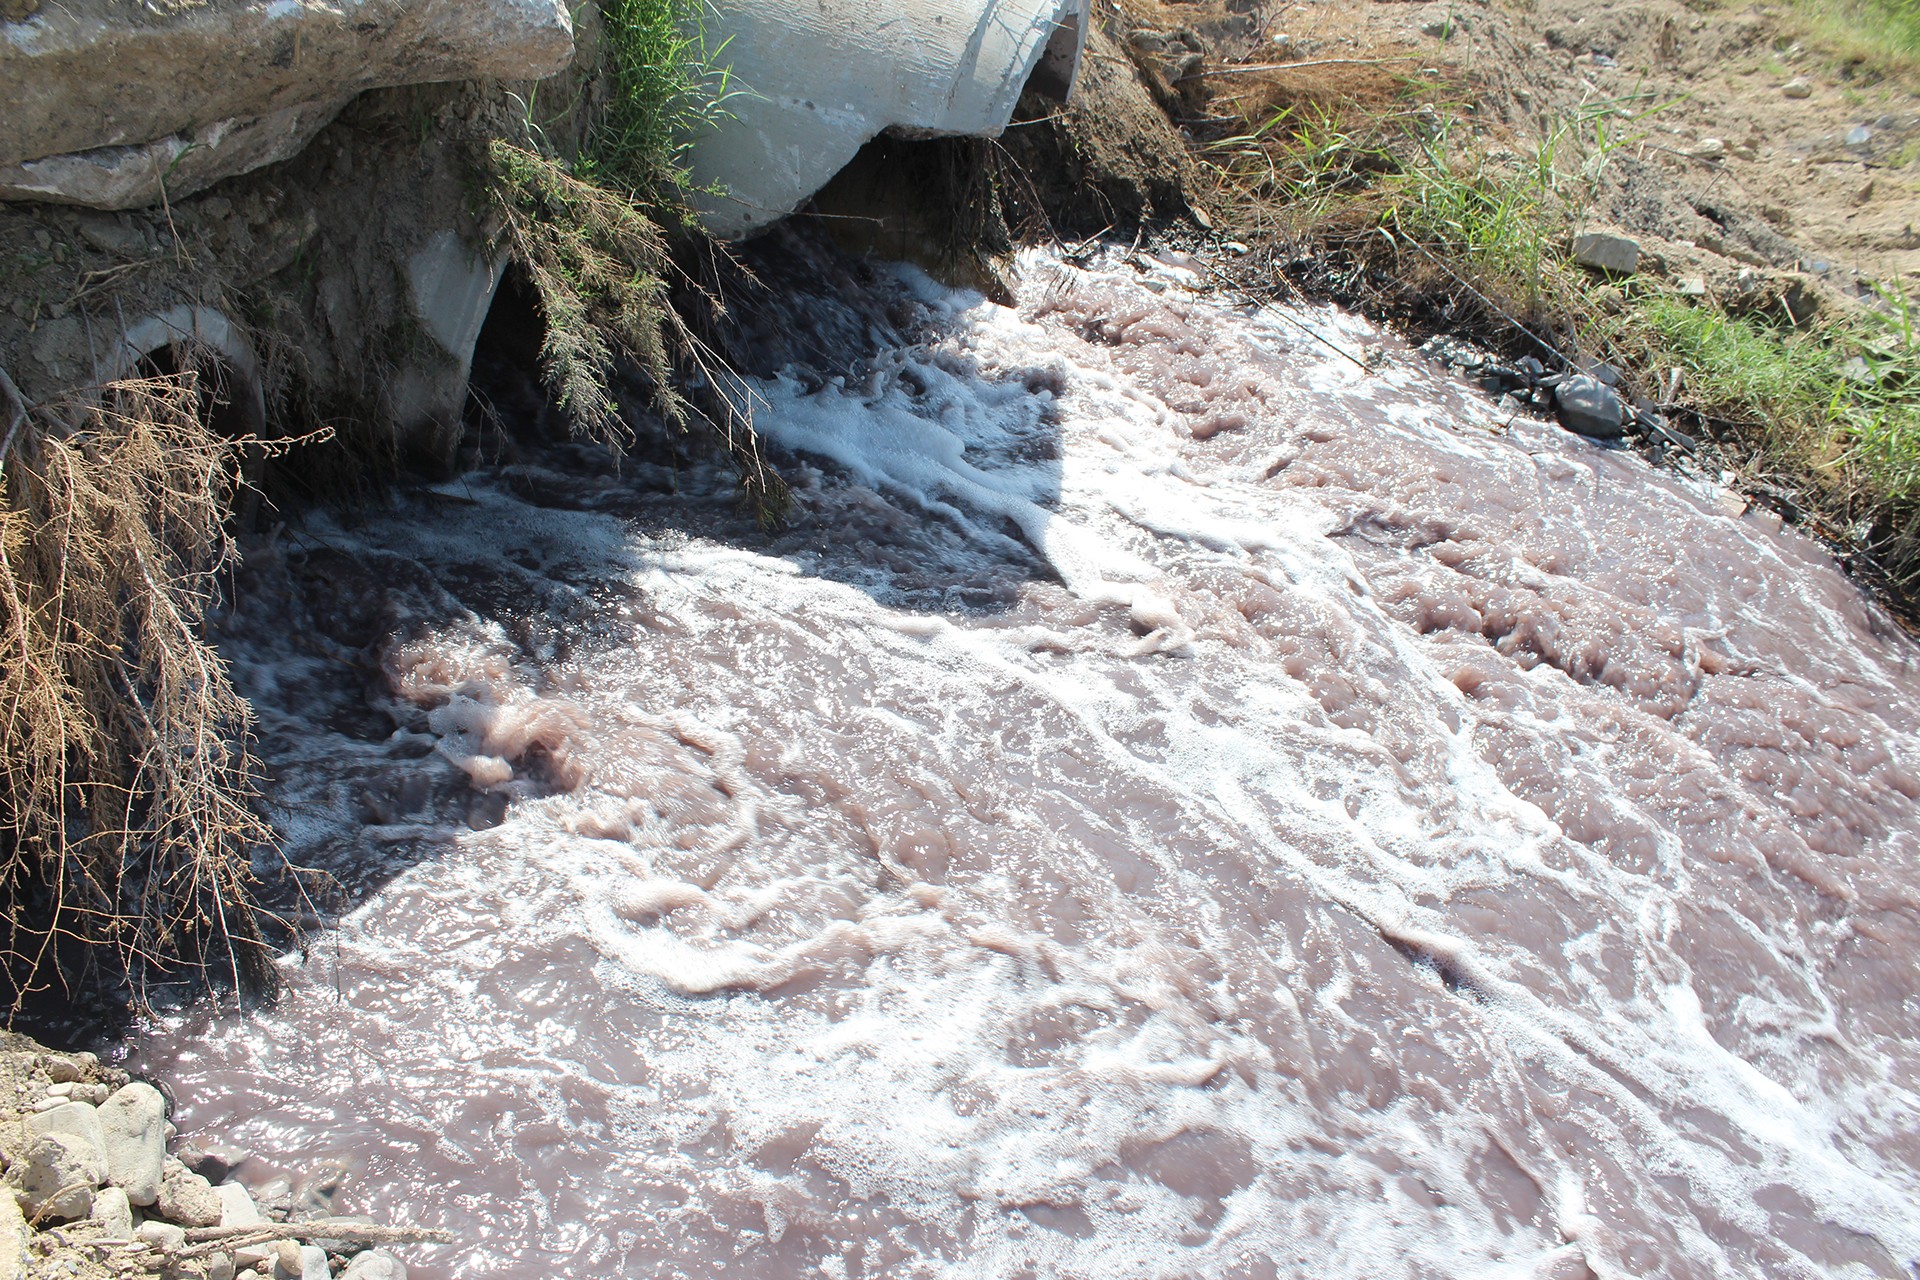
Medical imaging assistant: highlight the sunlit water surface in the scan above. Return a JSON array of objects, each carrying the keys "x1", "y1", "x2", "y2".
[{"x1": 138, "y1": 248, "x2": 1920, "y2": 1280}]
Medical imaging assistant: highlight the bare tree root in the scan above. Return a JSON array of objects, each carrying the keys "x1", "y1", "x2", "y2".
[{"x1": 0, "y1": 371, "x2": 300, "y2": 1014}]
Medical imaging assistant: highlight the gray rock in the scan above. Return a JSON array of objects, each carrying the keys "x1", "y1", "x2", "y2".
[
  {"x1": 1553, "y1": 375, "x2": 1626, "y2": 438},
  {"x1": 1572, "y1": 231, "x2": 1640, "y2": 275},
  {"x1": 156, "y1": 1164, "x2": 224, "y2": 1228},
  {"x1": 97, "y1": 1082, "x2": 166, "y2": 1206},
  {"x1": 209, "y1": 1253, "x2": 237, "y2": 1280},
  {"x1": 40, "y1": 1055, "x2": 84, "y2": 1084},
  {"x1": 1782, "y1": 76, "x2": 1812, "y2": 98},
  {"x1": 1845, "y1": 124, "x2": 1873, "y2": 146},
  {"x1": 28, "y1": 1099, "x2": 105, "y2": 1150},
  {"x1": 271, "y1": 1243, "x2": 332, "y2": 1280},
  {"x1": 342, "y1": 1250, "x2": 409, "y2": 1280},
  {"x1": 1694, "y1": 137, "x2": 1726, "y2": 160},
  {"x1": 137, "y1": 1219, "x2": 187, "y2": 1250},
  {"x1": 7, "y1": 1133, "x2": 102, "y2": 1220},
  {"x1": 215, "y1": 1180, "x2": 266, "y2": 1228},
  {"x1": 181, "y1": 1142, "x2": 253, "y2": 1185},
  {"x1": 89, "y1": 1185, "x2": 134, "y2": 1238}
]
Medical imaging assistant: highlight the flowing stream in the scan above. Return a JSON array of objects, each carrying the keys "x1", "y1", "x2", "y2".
[{"x1": 136, "y1": 245, "x2": 1920, "y2": 1279}]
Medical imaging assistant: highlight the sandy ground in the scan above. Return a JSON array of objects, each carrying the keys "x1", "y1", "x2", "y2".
[{"x1": 1136, "y1": 0, "x2": 1919, "y2": 297}]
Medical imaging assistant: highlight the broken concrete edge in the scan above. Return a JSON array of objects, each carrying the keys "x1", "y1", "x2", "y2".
[
  {"x1": 1, "y1": 0, "x2": 577, "y2": 209},
  {"x1": 689, "y1": 0, "x2": 1089, "y2": 238},
  {"x1": 0, "y1": 101, "x2": 348, "y2": 210}
]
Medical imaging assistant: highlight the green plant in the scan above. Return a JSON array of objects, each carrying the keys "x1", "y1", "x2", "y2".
[
  {"x1": 581, "y1": 0, "x2": 741, "y2": 200},
  {"x1": 484, "y1": 139, "x2": 677, "y2": 451}
]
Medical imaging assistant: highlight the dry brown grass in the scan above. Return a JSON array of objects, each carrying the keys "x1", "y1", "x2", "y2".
[{"x1": 0, "y1": 368, "x2": 298, "y2": 1013}]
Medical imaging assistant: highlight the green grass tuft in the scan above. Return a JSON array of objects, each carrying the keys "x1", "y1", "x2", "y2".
[
  {"x1": 583, "y1": 0, "x2": 739, "y2": 200},
  {"x1": 1782, "y1": 0, "x2": 1920, "y2": 78}
]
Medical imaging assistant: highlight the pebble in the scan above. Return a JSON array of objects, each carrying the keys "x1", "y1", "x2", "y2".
[
  {"x1": 216, "y1": 1180, "x2": 267, "y2": 1228},
  {"x1": 209, "y1": 1253, "x2": 237, "y2": 1280},
  {"x1": 46, "y1": 1081, "x2": 74, "y2": 1098},
  {"x1": 1845, "y1": 124, "x2": 1873, "y2": 146},
  {"x1": 342, "y1": 1250, "x2": 409, "y2": 1280},
  {"x1": 89, "y1": 1186, "x2": 134, "y2": 1239},
  {"x1": 1694, "y1": 137, "x2": 1726, "y2": 160},
  {"x1": 1782, "y1": 76, "x2": 1812, "y2": 98},
  {"x1": 39, "y1": 1055, "x2": 84, "y2": 1084},
  {"x1": 136, "y1": 1220, "x2": 187, "y2": 1251}
]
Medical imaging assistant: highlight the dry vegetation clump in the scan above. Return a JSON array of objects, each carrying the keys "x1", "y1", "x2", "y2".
[{"x1": 0, "y1": 368, "x2": 298, "y2": 1014}]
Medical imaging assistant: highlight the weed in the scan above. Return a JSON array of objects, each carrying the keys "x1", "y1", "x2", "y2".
[
  {"x1": 581, "y1": 0, "x2": 740, "y2": 200},
  {"x1": 0, "y1": 371, "x2": 305, "y2": 1013},
  {"x1": 1781, "y1": 0, "x2": 1920, "y2": 78},
  {"x1": 476, "y1": 0, "x2": 784, "y2": 519},
  {"x1": 1204, "y1": 77, "x2": 1920, "y2": 590}
]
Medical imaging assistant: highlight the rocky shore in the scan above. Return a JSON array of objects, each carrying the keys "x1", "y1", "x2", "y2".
[{"x1": 0, "y1": 1033, "x2": 439, "y2": 1280}]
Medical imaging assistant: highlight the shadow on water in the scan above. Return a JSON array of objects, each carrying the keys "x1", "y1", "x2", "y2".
[{"x1": 30, "y1": 224, "x2": 1068, "y2": 1051}]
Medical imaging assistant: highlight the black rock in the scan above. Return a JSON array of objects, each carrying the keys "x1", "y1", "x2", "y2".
[{"x1": 1553, "y1": 375, "x2": 1627, "y2": 438}]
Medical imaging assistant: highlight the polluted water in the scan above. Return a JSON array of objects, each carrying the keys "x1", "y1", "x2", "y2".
[{"x1": 136, "y1": 243, "x2": 1920, "y2": 1280}]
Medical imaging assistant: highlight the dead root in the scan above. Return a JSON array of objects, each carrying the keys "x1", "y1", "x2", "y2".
[{"x1": 0, "y1": 370, "x2": 304, "y2": 1013}]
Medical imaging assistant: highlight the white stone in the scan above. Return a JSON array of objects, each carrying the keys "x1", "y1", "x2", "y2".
[
  {"x1": 342, "y1": 1250, "x2": 409, "y2": 1280},
  {"x1": 688, "y1": 0, "x2": 1088, "y2": 237},
  {"x1": 89, "y1": 1185, "x2": 134, "y2": 1238},
  {"x1": 0, "y1": 1194, "x2": 25, "y2": 1280},
  {"x1": 1783, "y1": 76, "x2": 1812, "y2": 98},
  {"x1": 215, "y1": 1181, "x2": 266, "y2": 1228},
  {"x1": 271, "y1": 1243, "x2": 332, "y2": 1280},
  {"x1": 137, "y1": 1219, "x2": 188, "y2": 1251},
  {"x1": 97, "y1": 1082, "x2": 167, "y2": 1207}
]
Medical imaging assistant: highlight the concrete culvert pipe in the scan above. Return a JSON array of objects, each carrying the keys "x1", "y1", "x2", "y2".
[
  {"x1": 688, "y1": 0, "x2": 1089, "y2": 239},
  {"x1": 96, "y1": 305, "x2": 266, "y2": 441}
]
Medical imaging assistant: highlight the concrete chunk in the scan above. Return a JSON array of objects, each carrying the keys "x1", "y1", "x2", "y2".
[{"x1": 1572, "y1": 231, "x2": 1640, "y2": 275}]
